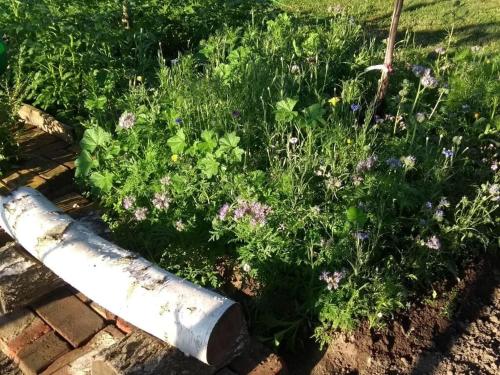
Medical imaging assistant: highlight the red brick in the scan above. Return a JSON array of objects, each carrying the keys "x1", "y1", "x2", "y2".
[
  {"x1": 17, "y1": 331, "x2": 71, "y2": 375},
  {"x1": 89, "y1": 302, "x2": 116, "y2": 322},
  {"x1": 34, "y1": 289, "x2": 105, "y2": 348},
  {"x1": 0, "y1": 309, "x2": 51, "y2": 359},
  {"x1": 115, "y1": 318, "x2": 136, "y2": 335},
  {"x1": 41, "y1": 326, "x2": 124, "y2": 375}
]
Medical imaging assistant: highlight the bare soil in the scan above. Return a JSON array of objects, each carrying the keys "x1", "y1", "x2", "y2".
[{"x1": 285, "y1": 254, "x2": 500, "y2": 375}]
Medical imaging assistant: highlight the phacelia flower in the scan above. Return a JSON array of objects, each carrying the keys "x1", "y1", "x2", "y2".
[
  {"x1": 122, "y1": 196, "x2": 136, "y2": 210},
  {"x1": 175, "y1": 117, "x2": 183, "y2": 124},
  {"x1": 425, "y1": 201, "x2": 433, "y2": 210},
  {"x1": 356, "y1": 155, "x2": 378, "y2": 173},
  {"x1": 320, "y1": 270, "x2": 346, "y2": 291},
  {"x1": 374, "y1": 115, "x2": 384, "y2": 124},
  {"x1": 386, "y1": 157, "x2": 403, "y2": 170},
  {"x1": 416, "y1": 112, "x2": 426, "y2": 123},
  {"x1": 354, "y1": 231, "x2": 369, "y2": 241},
  {"x1": 218, "y1": 203, "x2": 230, "y2": 221},
  {"x1": 118, "y1": 112, "x2": 136, "y2": 130},
  {"x1": 412, "y1": 65, "x2": 426, "y2": 77},
  {"x1": 491, "y1": 161, "x2": 498, "y2": 172},
  {"x1": 488, "y1": 184, "x2": 499, "y2": 201},
  {"x1": 232, "y1": 199, "x2": 272, "y2": 226},
  {"x1": 152, "y1": 193, "x2": 170, "y2": 211},
  {"x1": 134, "y1": 207, "x2": 148, "y2": 221},
  {"x1": 326, "y1": 177, "x2": 343, "y2": 191},
  {"x1": 425, "y1": 235, "x2": 441, "y2": 250},
  {"x1": 442, "y1": 148, "x2": 454, "y2": 158},
  {"x1": 420, "y1": 69, "x2": 439, "y2": 89},
  {"x1": 351, "y1": 103, "x2": 362, "y2": 112},
  {"x1": 289, "y1": 137, "x2": 299, "y2": 145}
]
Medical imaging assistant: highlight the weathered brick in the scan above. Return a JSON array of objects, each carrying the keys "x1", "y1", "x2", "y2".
[
  {"x1": 34, "y1": 289, "x2": 105, "y2": 348},
  {"x1": 40, "y1": 326, "x2": 124, "y2": 375},
  {"x1": 0, "y1": 309, "x2": 51, "y2": 359},
  {"x1": 228, "y1": 339, "x2": 287, "y2": 375},
  {"x1": 115, "y1": 318, "x2": 134, "y2": 335},
  {"x1": 89, "y1": 303, "x2": 116, "y2": 322},
  {"x1": 0, "y1": 351, "x2": 22, "y2": 375},
  {"x1": 17, "y1": 331, "x2": 71, "y2": 375},
  {"x1": 0, "y1": 242, "x2": 65, "y2": 314},
  {"x1": 92, "y1": 330, "x2": 215, "y2": 375}
]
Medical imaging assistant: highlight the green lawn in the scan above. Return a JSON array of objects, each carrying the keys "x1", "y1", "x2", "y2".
[{"x1": 278, "y1": 0, "x2": 499, "y2": 48}]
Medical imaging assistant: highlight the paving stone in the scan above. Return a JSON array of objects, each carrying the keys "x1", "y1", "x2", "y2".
[
  {"x1": 41, "y1": 326, "x2": 124, "y2": 375},
  {"x1": 0, "y1": 309, "x2": 51, "y2": 359},
  {"x1": 17, "y1": 331, "x2": 71, "y2": 375},
  {"x1": 34, "y1": 289, "x2": 105, "y2": 348},
  {"x1": 39, "y1": 164, "x2": 69, "y2": 180},
  {"x1": 0, "y1": 242, "x2": 65, "y2": 315},
  {"x1": 228, "y1": 339, "x2": 287, "y2": 375},
  {"x1": 92, "y1": 330, "x2": 215, "y2": 375},
  {"x1": 53, "y1": 193, "x2": 91, "y2": 214}
]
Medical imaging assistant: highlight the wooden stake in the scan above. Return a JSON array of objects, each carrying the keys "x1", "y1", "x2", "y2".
[{"x1": 375, "y1": 0, "x2": 404, "y2": 108}]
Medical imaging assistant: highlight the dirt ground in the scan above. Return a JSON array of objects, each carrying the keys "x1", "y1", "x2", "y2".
[{"x1": 285, "y1": 254, "x2": 500, "y2": 375}]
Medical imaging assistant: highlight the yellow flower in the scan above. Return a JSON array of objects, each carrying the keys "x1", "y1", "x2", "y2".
[
  {"x1": 347, "y1": 138, "x2": 352, "y2": 144},
  {"x1": 474, "y1": 112, "x2": 481, "y2": 120},
  {"x1": 171, "y1": 154, "x2": 179, "y2": 162},
  {"x1": 328, "y1": 96, "x2": 341, "y2": 106}
]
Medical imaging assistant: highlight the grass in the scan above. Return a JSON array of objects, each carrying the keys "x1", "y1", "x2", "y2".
[{"x1": 278, "y1": 0, "x2": 500, "y2": 48}]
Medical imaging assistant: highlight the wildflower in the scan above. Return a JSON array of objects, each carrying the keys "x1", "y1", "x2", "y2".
[
  {"x1": 412, "y1": 65, "x2": 426, "y2": 77},
  {"x1": 470, "y1": 45, "x2": 482, "y2": 53},
  {"x1": 118, "y1": 112, "x2": 136, "y2": 130},
  {"x1": 218, "y1": 203, "x2": 230, "y2": 221},
  {"x1": 425, "y1": 235, "x2": 441, "y2": 250},
  {"x1": 175, "y1": 220, "x2": 185, "y2": 231},
  {"x1": 352, "y1": 175, "x2": 364, "y2": 186},
  {"x1": 354, "y1": 231, "x2": 369, "y2": 241},
  {"x1": 319, "y1": 270, "x2": 346, "y2": 291},
  {"x1": 231, "y1": 110, "x2": 241, "y2": 119},
  {"x1": 311, "y1": 206, "x2": 321, "y2": 215},
  {"x1": 152, "y1": 193, "x2": 170, "y2": 211},
  {"x1": 232, "y1": 199, "x2": 271, "y2": 225},
  {"x1": 433, "y1": 209, "x2": 444, "y2": 222},
  {"x1": 242, "y1": 263, "x2": 251, "y2": 273},
  {"x1": 347, "y1": 138, "x2": 352, "y2": 145},
  {"x1": 356, "y1": 155, "x2": 378, "y2": 173},
  {"x1": 442, "y1": 148, "x2": 454, "y2": 158},
  {"x1": 160, "y1": 176, "x2": 171, "y2": 186},
  {"x1": 122, "y1": 196, "x2": 136, "y2": 210},
  {"x1": 278, "y1": 223, "x2": 286, "y2": 231},
  {"x1": 175, "y1": 117, "x2": 183, "y2": 124},
  {"x1": 326, "y1": 177, "x2": 342, "y2": 190},
  {"x1": 350, "y1": 103, "x2": 362, "y2": 112},
  {"x1": 489, "y1": 184, "x2": 499, "y2": 201},
  {"x1": 289, "y1": 137, "x2": 299, "y2": 145},
  {"x1": 491, "y1": 161, "x2": 498, "y2": 171},
  {"x1": 415, "y1": 112, "x2": 426, "y2": 123},
  {"x1": 438, "y1": 197, "x2": 450, "y2": 208},
  {"x1": 170, "y1": 58, "x2": 179, "y2": 65},
  {"x1": 435, "y1": 46, "x2": 446, "y2": 55},
  {"x1": 401, "y1": 155, "x2": 416, "y2": 169},
  {"x1": 474, "y1": 112, "x2": 481, "y2": 120},
  {"x1": 171, "y1": 154, "x2": 179, "y2": 162},
  {"x1": 386, "y1": 157, "x2": 403, "y2": 170},
  {"x1": 374, "y1": 115, "x2": 384, "y2": 124},
  {"x1": 315, "y1": 170, "x2": 323, "y2": 176},
  {"x1": 328, "y1": 96, "x2": 341, "y2": 106},
  {"x1": 134, "y1": 207, "x2": 148, "y2": 221},
  {"x1": 420, "y1": 69, "x2": 439, "y2": 89},
  {"x1": 425, "y1": 201, "x2": 433, "y2": 210},
  {"x1": 290, "y1": 64, "x2": 300, "y2": 74}
]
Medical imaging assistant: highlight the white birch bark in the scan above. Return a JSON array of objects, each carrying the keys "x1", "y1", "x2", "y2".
[{"x1": 0, "y1": 187, "x2": 245, "y2": 366}]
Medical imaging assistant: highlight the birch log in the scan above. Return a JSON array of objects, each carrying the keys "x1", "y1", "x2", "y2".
[{"x1": 0, "y1": 187, "x2": 245, "y2": 366}]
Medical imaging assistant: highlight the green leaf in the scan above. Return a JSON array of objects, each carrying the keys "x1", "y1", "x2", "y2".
[
  {"x1": 303, "y1": 103, "x2": 326, "y2": 125},
  {"x1": 89, "y1": 171, "x2": 113, "y2": 193},
  {"x1": 80, "y1": 127, "x2": 111, "y2": 153},
  {"x1": 198, "y1": 130, "x2": 217, "y2": 153},
  {"x1": 346, "y1": 206, "x2": 367, "y2": 226},
  {"x1": 167, "y1": 129, "x2": 187, "y2": 154},
  {"x1": 219, "y1": 132, "x2": 240, "y2": 150},
  {"x1": 275, "y1": 98, "x2": 298, "y2": 123},
  {"x1": 197, "y1": 154, "x2": 220, "y2": 178},
  {"x1": 75, "y1": 150, "x2": 95, "y2": 178}
]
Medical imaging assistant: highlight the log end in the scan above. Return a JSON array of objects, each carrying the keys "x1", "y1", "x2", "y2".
[{"x1": 206, "y1": 303, "x2": 247, "y2": 367}]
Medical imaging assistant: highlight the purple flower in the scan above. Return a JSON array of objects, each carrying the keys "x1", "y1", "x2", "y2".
[
  {"x1": 231, "y1": 110, "x2": 241, "y2": 119},
  {"x1": 351, "y1": 103, "x2": 362, "y2": 112},
  {"x1": 386, "y1": 157, "x2": 403, "y2": 170},
  {"x1": 122, "y1": 196, "x2": 136, "y2": 210},
  {"x1": 152, "y1": 193, "x2": 170, "y2": 211},
  {"x1": 134, "y1": 207, "x2": 148, "y2": 221},
  {"x1": 232, "y1": 199, "x2": 271, "y2": 225},
  {"x1": 421, "y1": 69, "x2": 439, "y2": 89},
  {"x1": 354, "y1": 231, "x2": 369, "y2": 241},
  {"x1": 442, "y1": 148, "x2": 454, "y2": 158},
  {"x1": 356, "y1": 155, "x2": 378, "y2": 173},
  {"x1": 319, "y1": 270, "x2": 347, "y2": 290},
  {"x1": 218, "y1": 203, "x2": 230, "y2": 221},
  {"x1": 412, "y1": 65, "x2": 426, "y2": 77},
  {"x1": 425, "y1": 201, "x2": 433, "y2": 210},
  {"x1": 175, "y1": 118, "x2": 183, "y2": 124},
  {"x1": 118, "y1": 112, "x2": 136, "y2": 130},
  {"x1": 425, "y1": 235, "x2": 441, "y2": 250}
]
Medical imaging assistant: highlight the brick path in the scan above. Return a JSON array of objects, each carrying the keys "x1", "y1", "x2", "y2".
[{"x1": 0, "y1": 122, "x2": 286, "y2": 374}]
